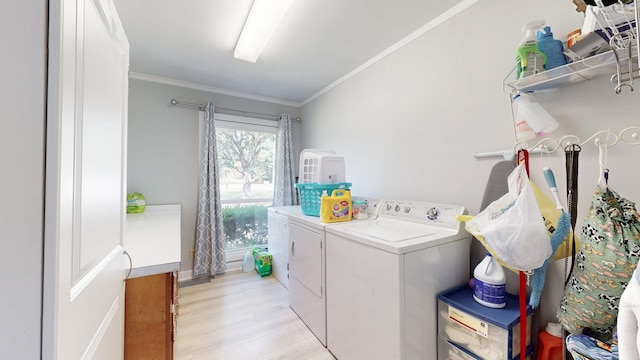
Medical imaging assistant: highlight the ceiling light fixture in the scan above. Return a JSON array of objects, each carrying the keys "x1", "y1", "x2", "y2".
[{"x1": 234, "y1": 0, "x2": 294, "y2": 63}]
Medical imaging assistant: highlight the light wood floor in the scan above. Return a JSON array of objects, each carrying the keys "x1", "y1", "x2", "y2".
[{"x1": 175, "y1": 271, "x2": 336, "y2": 360}]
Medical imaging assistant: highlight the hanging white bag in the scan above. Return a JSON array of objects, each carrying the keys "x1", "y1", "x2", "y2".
[{"x1": 465, "y1": 162, "x2": 552, "y2": 272}]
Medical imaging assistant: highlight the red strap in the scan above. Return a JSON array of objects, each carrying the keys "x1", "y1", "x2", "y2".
[
  {"x1": 517, "y1": 149, "x2": 529, "y2": 176},
  {"x1": 519, "y1": 272, "x2": 527, "y2": 359},
  {"x1": 516, "y1": 149, "x2": 529, "y2": 360}
]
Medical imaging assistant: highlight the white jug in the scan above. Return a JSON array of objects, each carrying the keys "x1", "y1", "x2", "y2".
[{"x1": 242, "y1": 251, "x2": 254, "y2": 272}]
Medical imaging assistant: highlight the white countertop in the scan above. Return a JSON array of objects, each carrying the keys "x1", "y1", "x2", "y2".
[
  {"x1": 124, "y1": 204, "x2": 182, "y2": 278},
  {"x1": 269, "y1": 205, "x2": 330, "y2": 230},
  {"x1": 269, "y1": 205, "x2": 377, "y2": 230}
]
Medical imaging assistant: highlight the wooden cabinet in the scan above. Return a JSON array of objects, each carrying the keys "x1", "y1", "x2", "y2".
[
  {"x1": 124, "y1": 204, "x2": 182, "y2": 360},
  {"x1": 125, "y1": 271, "x2": 178, "y2": 360}
]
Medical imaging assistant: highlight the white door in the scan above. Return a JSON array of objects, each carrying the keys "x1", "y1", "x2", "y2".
[
  {"x1": 289, "y1": 222, "x2": 322, "y2": 297},
  {"x1": 43, "y1": 0, "x2": 129, "y2": 358}
]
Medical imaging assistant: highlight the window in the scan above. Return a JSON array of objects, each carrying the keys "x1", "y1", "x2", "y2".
[{"x1": 212, "y1": 113, "x2": 277, "y2": 254}]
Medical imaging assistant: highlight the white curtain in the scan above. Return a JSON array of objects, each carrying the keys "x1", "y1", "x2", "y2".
[
  {"x1": 273, "y1": 113, "x2": 298, "y2": 206},
  {"x1": 193, "y1": 102, "x2": 226, "y2": 277}
]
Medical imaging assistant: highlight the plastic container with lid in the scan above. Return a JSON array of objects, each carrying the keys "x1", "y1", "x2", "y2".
[
  {"x1": 437, "y1": 285, "x2": 533, "y2": 360},
  {"x1": 537, "y1": 322, "x2": 563, "y2": 360},
  {"x1": 352, "y1": 199, "x2": 368, "y2": 219}
]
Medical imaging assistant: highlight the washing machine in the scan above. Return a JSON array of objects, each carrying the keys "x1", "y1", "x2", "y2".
[
  {"x1": 325, "y1": 200, "x2": 470, "y2": 360},
  {"x1": 286, "y1": 197, "x2": 382, "y2": 347}
]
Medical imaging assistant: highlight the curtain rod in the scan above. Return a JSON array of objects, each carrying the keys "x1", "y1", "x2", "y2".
[{"x1": 169, "y1": 99, "x2": 300, "y2": 122}]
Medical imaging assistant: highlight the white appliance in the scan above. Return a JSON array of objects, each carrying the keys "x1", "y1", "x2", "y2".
[
  {"x1": 325, "y1": 200, "x2": 470, "y2": 360},
  {"x1": 287, "y1": 198, "x2": 382, "y2": 347},
  {"x1": 267, "y1": 208, "x2": 290, "y2": 289}
]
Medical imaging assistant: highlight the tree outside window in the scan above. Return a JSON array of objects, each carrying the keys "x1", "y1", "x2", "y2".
[{"x1": 215, "y1": 123, "x2": 276, "y2": 250}]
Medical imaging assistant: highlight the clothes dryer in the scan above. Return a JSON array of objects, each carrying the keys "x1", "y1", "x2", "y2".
[{"x1": 270, "y1": 198, "x2": 382, "y2": 347}]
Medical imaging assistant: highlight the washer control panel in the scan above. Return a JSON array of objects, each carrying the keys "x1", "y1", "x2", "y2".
[{"x1": 378, "y1": 200, "x2": 465, "y2": 229}]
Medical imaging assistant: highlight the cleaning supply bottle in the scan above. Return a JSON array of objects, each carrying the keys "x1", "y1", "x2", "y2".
[
  {"x1": 242, "y1": 251, "x2": 254, "y2": 272},
  {"x1": 513, "y1": 92, "x2": 559, "y2": 136},
  {"x1": 513, "y1": 94, "x2": 536, "y2": 142},
  {"x1": 537, "y1": 26, "x2": 567, "y2": 70},
  {"x1": 473, "y1": 253, "x2": 507, "y2": 308},
  {"x1": 516, "y1": 20, "x2": 547, "y2": 79}
]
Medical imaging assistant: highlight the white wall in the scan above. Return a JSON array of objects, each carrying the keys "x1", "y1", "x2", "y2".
[
  {"x1": 301, "y1": 0, "x2": 640, "y2": 343},
  {"x1": 126, "y1": 79, "x2": 302, "y2": 274},
  {"x1": 0, "y1": 0, "x2": 46, "y2": 358}
]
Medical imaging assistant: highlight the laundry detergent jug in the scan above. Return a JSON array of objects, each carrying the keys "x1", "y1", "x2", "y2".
[{"x1": 320, "y1": 189, "x2": 352, "y2": 223}]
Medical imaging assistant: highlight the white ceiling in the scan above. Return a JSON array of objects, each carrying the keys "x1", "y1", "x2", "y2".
[{"x1": 113, "y1": 0, "x2": 463, "y2": 106}]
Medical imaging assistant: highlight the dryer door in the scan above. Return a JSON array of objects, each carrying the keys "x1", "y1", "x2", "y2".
[
  {"x1": 289, "y1": 222, "x2": 322, "y2": 297},
  {"x1": 288, "y1": 221, "x2": 326, "y2": 346}
]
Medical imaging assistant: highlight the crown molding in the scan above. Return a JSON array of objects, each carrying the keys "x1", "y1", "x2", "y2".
[
  {"x1": 301, "y1": 0, "x2": 479, "y2": 106},
  {"x1": 129, "y1": 72, "x2": 302, "y2": 108}
]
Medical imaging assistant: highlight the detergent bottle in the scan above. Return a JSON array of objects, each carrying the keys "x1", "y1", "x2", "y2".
[
  {"x1": 320, "y1": 189, "x2": 352, "y2": 223},
  {"x1": 473, "y1": 253, "x2": 506, "y2": 308},
  {"x1": 516, "y1": 20, "x2": 547, "y2": 79},
  {"x1": 537, "y1": 26, "x2": 567, "y2": 70}
]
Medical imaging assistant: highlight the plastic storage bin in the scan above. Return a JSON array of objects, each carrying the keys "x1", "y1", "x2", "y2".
[
  {"x1": 437, "y1": 285, "x2": 533, "y2": 360},
  {"x1": 438, "y1": 337, "x2": 533, "y2": 360},
  {"x1": 299, "y1": 149, "x2": 345, "y2": 184},
  {"x1": 295, "y1": 182, "x2": 352, "y2": 216},
  {"x1": 352, "y1": 199, "x2": 368, "y2": 219}
]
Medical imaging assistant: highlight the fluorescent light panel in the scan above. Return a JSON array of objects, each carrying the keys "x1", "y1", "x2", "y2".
[{"x1": 234, "y1": 0, "x2": 293, "y2": 63}]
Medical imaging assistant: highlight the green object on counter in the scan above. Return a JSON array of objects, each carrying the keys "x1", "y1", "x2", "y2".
[{"x1": 126, "y1": 192, "x2": 146, "y2": 213}]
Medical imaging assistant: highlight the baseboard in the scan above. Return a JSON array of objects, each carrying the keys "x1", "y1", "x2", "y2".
[
  {"x1": 226, "y1": 260, "x2": 243, "y2": 273},
  {"x1": 178, "y1": 262, "x2": 243, "y2": 283},
  {"x1": 178, "y1": 270, "x2": 193, "y2": 282}
]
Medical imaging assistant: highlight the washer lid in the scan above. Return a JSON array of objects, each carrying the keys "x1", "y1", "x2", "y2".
[
  {"x1": 326, "y1": 218, "x2": 463, "y2": 254},
  {"x1": 347, "y1": 218, "x2": 439, "y2": 242}
]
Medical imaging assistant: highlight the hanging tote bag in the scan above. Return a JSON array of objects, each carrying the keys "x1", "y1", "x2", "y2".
[
  {"x1": 557, "y1": 148, "x2": 640, "y2": 341},
  {"x1": 465, "y1": 162, "x2": 552, "y2": 272}
]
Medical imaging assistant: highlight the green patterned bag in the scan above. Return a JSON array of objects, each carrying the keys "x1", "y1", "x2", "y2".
[{"x1": 557, "y1": 186, "x2": 640, "y2": 341}]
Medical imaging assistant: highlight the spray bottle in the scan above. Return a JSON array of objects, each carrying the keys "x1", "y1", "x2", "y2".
[
  {"x1": 513, "y1": 92, "x2": 559, "y2": 136},
  {"x1": 516, "y1": 20, "x2": 547, "y2": 79},
  {"x1": 513, "y1": 93, "x2": 536, "y2": 142}
]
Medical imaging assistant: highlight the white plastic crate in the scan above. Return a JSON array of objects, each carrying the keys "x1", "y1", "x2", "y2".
[{"x1": 299, "y1": 149, "x2": 345, "y2": 184}]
